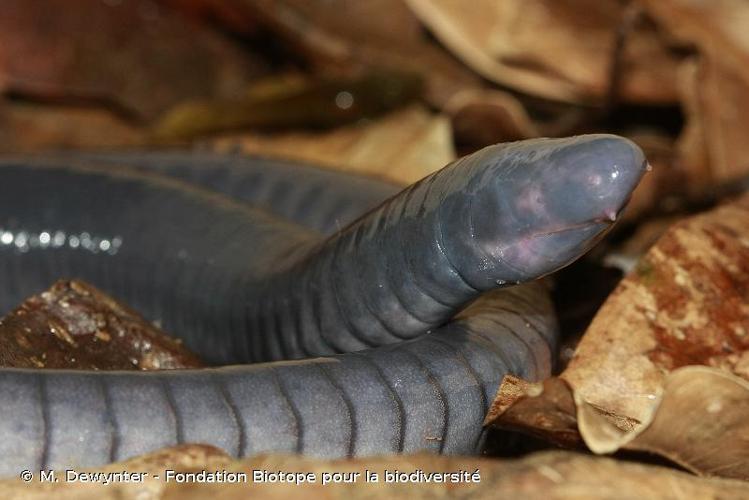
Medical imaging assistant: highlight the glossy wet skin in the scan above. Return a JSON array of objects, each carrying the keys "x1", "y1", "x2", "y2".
[
  {"x1": 461, "y1": 135, "x2": 647, "y2": 282},
  {"x1": 0, "y1": 135, "x2": 647, "y2": 473}
]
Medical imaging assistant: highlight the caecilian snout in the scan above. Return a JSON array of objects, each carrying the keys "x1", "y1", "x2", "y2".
[
  {"x1": 545, "y1": 134, "x2": 647, "y2": 226},
  {"x1": 464, "y1": 134, "x2": 648, "y2": 283}
]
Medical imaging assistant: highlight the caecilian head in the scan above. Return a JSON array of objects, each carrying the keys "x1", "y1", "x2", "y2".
[{"x1": 467, "y1": 134, "x2": 648, "y2": 282}]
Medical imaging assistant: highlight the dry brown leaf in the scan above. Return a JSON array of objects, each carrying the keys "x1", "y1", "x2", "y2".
[
  {"x1": 639, "y1": 0, "x2": 749, "y2": 185},
  {"x1": 0, "y1": 101, "x2": 143, "y2": 152},
  {"x1": 677, "y1": 54, "x2": 749, "y2": 186},
  {"x1": 238, "y1": 0, "x2": 482, "y2": 108},
  {"x1": 488, "y1": 369, "x2": 749, "y2": 480},
  {"x1": 579, "y1": 366, "x2": 749, "y2": 480},
  {"x1": 156, "y1": 0, "x2": 260, "y2": 35},
  {"x1": 151, "y1": 71, "x2": 421, "y2": 141},
  {"x1": 488, "y1": 193, "x2": 749, "y2": 479},
  {"x1": 0, "y1": 0, "x2": 264, "y2": 121},
  {"x1": 444, "y1": 88, "x2": 540, "y2": 150},
  {"x1": 564, "y1": 192, "x2": 749, "y2": 420},
  {"x1": 0, "y1": 444, "x2": 229, "y2": 500},
  {"x1": 674, "y1": 57, "x2": 712, "y2": 192},
  {"x1": 617, "y1": 132, "x2": 680, "y2": 225},
  {"x1": 406, "y1": 0, "x2": 680, "y2": 104},
  {"x1": 209, "y1": 105, "x2": 455, "y2": 185},
  {"x1": 484, "y1": 376, "x2": 584, "y2": 449},
  {"x1": 604, "y1": 215, "x2": 685, "y2": 273}
]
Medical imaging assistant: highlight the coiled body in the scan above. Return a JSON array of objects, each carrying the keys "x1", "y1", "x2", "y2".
[{"x1": 0, "y1": 135, "x2": 646, "y2": 475}]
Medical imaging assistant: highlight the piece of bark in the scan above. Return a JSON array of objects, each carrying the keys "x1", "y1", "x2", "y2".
[
  {"x1": 405, "y1": 0, "x2": 680, "y2": 105},
  {"x1": 0, "y1": 280, "x2": 204, "y2": 370},
  {"x1": 0, "y1": 0, "x2": 265, "y2": 121},
  {"x1": 209, "y1": 105, "x2": 455, "y2": 185},
  {"x1": 3, "y1": 447, "x2": 749, "y2": 499}
]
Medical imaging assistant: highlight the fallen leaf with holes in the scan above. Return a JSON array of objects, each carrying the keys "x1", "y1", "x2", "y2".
[
  {"x1": 405, "y1": 0, "x2": 679, "y2": 104},
  {"x1": 487, "y1": 193, "x2": 749, "y2": 479},
  {"x1": 3, "y1": 447, "x2": 748, "y2": 499},
  {"x1": 209, "y1": 105, "x2": 455, "y2": 185}
]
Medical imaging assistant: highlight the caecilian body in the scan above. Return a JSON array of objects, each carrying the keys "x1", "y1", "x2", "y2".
[{"x1": 0, "y1": 135, "x2": 646, "y2": 475}]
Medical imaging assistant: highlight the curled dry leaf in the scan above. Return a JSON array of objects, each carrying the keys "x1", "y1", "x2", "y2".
[
  {"x1": 209, "y1": 105, "x2": 455, "y2": 185},
  {"x1": 3, "y1": 448, "x2": 748, "y2": 499},
  {"x1": 0, "y1": 280, "x2": 204, "y2": 370},
  {"x1": 639, "y1": 0, "x2": 749, "y2": 185},
  {"x1": 579, "y1": 366, "x2": 749, "y2": 480},
  {"x1": 488, "y1": 193, "x2": 749, "y2": 479},
  {"x1": 0, "y1": 0, "x2": 263, "y2": 121},
  {"x1": 405, "y1": 0, "x2": 680, "y2": 104}
]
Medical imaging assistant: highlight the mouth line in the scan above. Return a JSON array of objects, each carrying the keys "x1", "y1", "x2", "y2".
[{"x1": 527, "y1": 217, "x2": 613, "y2": 238}]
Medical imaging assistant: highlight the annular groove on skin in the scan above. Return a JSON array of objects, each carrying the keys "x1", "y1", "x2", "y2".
[{"x1": 0, "y1": 135, "x2": 646, "y2": 475}]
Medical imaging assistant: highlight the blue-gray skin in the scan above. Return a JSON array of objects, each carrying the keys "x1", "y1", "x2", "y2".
[
  {"x1": 0, "y1": 135, "x2": 646, "y2": 476},
  {"x1": 55, "y1": 150, "x2": 403, "y2": 234}
]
